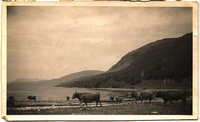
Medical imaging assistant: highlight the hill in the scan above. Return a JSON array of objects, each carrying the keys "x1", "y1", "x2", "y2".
[
  {"x1": 8, "y1": 70, "x2": 104, "y2": 86},
  {"x1": 42, "y1": 70, "x2": 104, "y2": 86},
  {"x1": 12, "y1": 78, "x2": 44, "y2": 82},
  {"x1": 58, "y1": 33, "x2": 192, "y2": 88}
]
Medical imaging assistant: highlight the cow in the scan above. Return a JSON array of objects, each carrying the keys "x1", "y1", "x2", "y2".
[
  {"x1": 110, "y1": 96, "x2": 114, "y2": 101},
  {"x1": 156, "y1": 91, "x2": 186, "y2": 105},
  {"x1": 128, "y1": 91, "x2": 156, "y2": 104},
  {"x1": 27, "y1": 96, "x2": 36, "y2": 102},
  {"x1": 116, "y1": 97, "x2": 123, "y2": 104},
  {"x1": 66, "y1": 96, "x2": 70, "y2": 101},
  {"x1": 7, "y1": 96, "x2": 17, "y2": 107},
  {"x1": 72, "y1": 91, "x2": 102, "y2": 108}
]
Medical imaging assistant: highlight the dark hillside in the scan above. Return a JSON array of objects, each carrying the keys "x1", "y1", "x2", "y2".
[
  {"x1": 111, "y1": 33, "x2": 192, "y2": 85},
  {"x1": 59, "y1": 33, "x2": 192, "y2": 88}
]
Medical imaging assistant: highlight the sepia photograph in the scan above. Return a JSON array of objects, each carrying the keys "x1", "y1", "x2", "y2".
[{"x1": 1, "y1": 1, "x2": 198, "y2": 121}]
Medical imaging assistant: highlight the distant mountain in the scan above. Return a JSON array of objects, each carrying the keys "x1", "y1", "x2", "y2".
[
  {"x1": 42, "y1": 70, "x2": 104, "y2": 86},
  {"x1": 8, "y1": 70, "x2": 104, "y2": 86},
  {"x1": 11, "y1": 78, "x2": 41, "y2": 82},
  {"x1": 59, "y1": 33, "x2": 192, "y2": 88}
]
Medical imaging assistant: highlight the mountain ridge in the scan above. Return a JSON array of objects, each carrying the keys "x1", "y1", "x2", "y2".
[
  {"x1": 58, "y1": 32, "x2": 192, "y2": 88},
  {"x1": 8, "y1": 70, "x2": 105, "y2": 86}
]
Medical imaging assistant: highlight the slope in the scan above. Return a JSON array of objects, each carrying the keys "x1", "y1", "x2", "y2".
[
  {"x1": 58, "y1": 33, "x2": 193, "y2": 88},
  {"x1": 8, "y1": 70, "x2": 104, "y2": 86}
]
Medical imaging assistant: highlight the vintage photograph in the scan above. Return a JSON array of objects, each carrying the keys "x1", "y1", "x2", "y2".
[{"x1": 2, "y1": 2, "x2": 198, "y2": 120}]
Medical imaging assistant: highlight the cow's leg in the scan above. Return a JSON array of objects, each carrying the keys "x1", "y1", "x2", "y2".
[
  {"x1": 78, "y1": 101, "x2": 83, "y2": 107},
  {"x1": 11, "y1": 101, "x2": 14, "y2": 106},
  {"x1": 182, "y1": 98, "x2": 186, "y2": 106},
  {"x1": 153, "y1": 96, "x2": 156, "y2": 101},
  {"x1": 85, "y1": 102, "x2": 87, "y2": 108},
  {"x1": 164, "y1": 100, "x2": 167, "y2": 104},
  {"x1": 132, "y1": 100, "x2": 136, "y2": 105},
  {"x1": 96, "y1": 101, "x2": 98, "y2": 107},
  {"x1": 141, "y1": 100, "x2": 143, "y2": 104},
  {"x1": 170, "y1": 100, "x2": 173, "y2": 104},
  {"x1": 99, "y1": 101, "x2": 102, "y2": 107},
  {"x1": 135, "y1": 100, "x2": 137, "y2": 104},
  {"x1": 134, "y1": 100, "x2": 137, "y2": 104},
  {"x1": 149, "y1": 99, "x2": 151, "y2": 103}
]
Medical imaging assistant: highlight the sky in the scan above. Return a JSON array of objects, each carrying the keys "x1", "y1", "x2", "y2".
[{"x1": 7, "y1": 6, "x2": 192, "y2": 82}]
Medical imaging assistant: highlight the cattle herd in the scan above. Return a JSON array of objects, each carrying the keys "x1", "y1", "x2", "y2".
[{"x1": 7, "y1": 90, "x2": 188, "y2": 108}]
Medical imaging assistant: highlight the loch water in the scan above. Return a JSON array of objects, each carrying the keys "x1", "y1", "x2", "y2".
[{"x1": 7, "y1": 82, "x2": 118, "y2": 102}]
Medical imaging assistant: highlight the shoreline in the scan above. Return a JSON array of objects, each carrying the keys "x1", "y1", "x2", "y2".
[{"x1": 7, "y1": 100, "x2": 192, "y2": 115}]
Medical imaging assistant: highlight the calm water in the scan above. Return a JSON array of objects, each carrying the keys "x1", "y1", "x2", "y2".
[
  {"x1": 7, "y1": 82, "x2": 192, "y2": 102},
  {"x1": 7, "y1": 83, "x2": 118, "y2": 102}
]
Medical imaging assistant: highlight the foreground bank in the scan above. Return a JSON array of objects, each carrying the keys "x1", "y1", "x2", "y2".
[{"x1": 7, "y1": 99, "x2": 192, "y2": 115}]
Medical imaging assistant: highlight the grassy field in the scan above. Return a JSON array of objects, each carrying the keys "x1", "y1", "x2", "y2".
[{"x1": 7, "y1": 99, "x2": 192, "y2": 115}]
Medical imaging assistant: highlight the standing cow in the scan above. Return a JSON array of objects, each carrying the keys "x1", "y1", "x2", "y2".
[
  {"x1": 27, "y1": 96, "x2": 36, "y2": 102},
  {"x1": 7, "y1": 96, "x2": 17, "y2": 107},
  {"x1": 110, "y1": 96, "x2": 114, "y2": 101},
  {"x1": 156, "y1": 91, "x2": 186, "y2": 105},
  {"x1": 128, "y1": 91, "x2": 156, "y2": 104},
  {"x1": 66, "y1": 96, "x2": 70, "y2": 101},
  {"x1": 72, "y1": 91, "x2": 102, "y2": 108},
  {"x1": 116, "y1": 97, "x2": 123, "y2": 104}
]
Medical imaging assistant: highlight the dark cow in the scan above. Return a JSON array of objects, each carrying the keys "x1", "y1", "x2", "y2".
[
  {"x1": 8, "y1": 96, "x2": 16, "y2": 101},
  {"x1": 110, "y1": 96, "x2": 114, "y2": 101},
  {"x1": 116, "y1": 97, "x2": 123, "y2": 104},
  {"x1": 66, "y1": 96, "x2": 70, "y2": 101},
  {"x1": 72, "y1": 91, "x2": 102, "y2": 108},
  {"x1": 7, "y1": 96, "x2": 16, "y2": 107},
  {"x1": 27, "y1": 96, "x2": 36, "y2": 102},
  {"x1": 128, "y1": 91, "x2": 156, "y2": 104},
  {"x1": 156, "y1": 91, "x2": 186, "y2": 105}
]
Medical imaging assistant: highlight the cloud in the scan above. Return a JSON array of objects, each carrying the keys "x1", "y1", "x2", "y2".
[{"x1": 7, "y1": 6, "x2": 192, "y2": 81}]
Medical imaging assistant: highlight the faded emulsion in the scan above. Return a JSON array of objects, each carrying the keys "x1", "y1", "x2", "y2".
[{"x1": 6, "y1": 6, "x2": 193, "y2": 116}]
